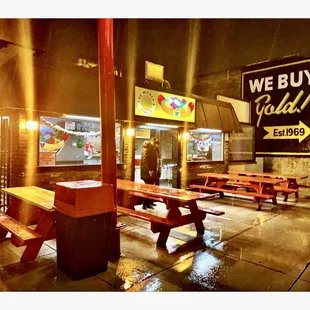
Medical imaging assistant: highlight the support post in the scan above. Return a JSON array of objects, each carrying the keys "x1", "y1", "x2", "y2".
[{"x1": 98, "y1": 18, "x2": 120, "y2": 260}]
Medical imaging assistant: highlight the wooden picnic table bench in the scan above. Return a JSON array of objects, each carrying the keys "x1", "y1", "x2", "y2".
[
  {"x1": 228, "y1": 170, "x2": 307, "y2": 201},
  {"x1": 0, "y1": 186, "x2": 56, "y2": 262},
  {"x1": 126, "y1": 190, "x2": 223, "y2": 216},
  {"x1": 117, "y1": 179, "x2": 218, "y2": 246},
  {"x1": 0, "y1": 181, "x2": 220, "y2": 260},
  {"x1": 190, "y1": 172, "x2": 280, "y2": 211}
]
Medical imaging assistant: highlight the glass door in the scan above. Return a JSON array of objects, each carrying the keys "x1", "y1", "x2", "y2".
[{"x1": 134, "y1": 124, "x2": 179, "y2": 188}]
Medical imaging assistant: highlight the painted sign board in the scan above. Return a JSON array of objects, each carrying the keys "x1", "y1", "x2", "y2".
[
  {"x1": 135, "y1": 86, "x2": 196, "y2": 123},
  {"x1": 242, "y1": 59, "x2": 310, "y2": 156},
  {"x1": 39, "y1": 152, "x2": 56, "y2": 166}
]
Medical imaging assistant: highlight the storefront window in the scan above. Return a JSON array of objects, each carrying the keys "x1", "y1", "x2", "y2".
[
  {"x1": 228, "y1": 123, "x2": 255, "y2": 162},
  {"x1": 38, "y1": 116, "x2": 122, "y2": 166},
  {"x1": 187, "y1": 129, "x2": 223, "y2": 162}
]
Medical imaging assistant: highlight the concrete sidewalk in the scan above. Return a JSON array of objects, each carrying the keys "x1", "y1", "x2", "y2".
[{"x1": 0, "y1": 195, "x2": 310, "y2": 291}]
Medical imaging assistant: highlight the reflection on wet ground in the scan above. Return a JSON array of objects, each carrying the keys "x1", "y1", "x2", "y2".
[{"x1": 1, "y1": 196, "x2": 310, "y2": 291}]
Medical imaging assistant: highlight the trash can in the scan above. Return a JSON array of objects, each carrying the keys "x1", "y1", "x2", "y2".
[{"x1": 54, "y1": 180, "x2": 115, "y2": 280}]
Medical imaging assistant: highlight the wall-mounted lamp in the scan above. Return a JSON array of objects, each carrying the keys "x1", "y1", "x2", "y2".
[
  {"x1": 126, "y1": 128, "x2": 135, "y2": 137},
  {"x1": 26, "y1": 120, "x2": 38, "y2": 131},
  {"x1": 182, "y1": 132, "x2": 190, "y2": 140}
]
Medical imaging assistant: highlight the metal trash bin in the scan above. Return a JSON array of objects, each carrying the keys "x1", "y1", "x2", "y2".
[{"x1": 54, "y1": 180, "x2": 115, "y2": 280}]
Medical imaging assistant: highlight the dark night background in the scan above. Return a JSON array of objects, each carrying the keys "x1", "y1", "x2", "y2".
[
  {"x1": 2, "y1": 18, "x2": 310, "y2": 115},
  {"x1": 2, "y1": 18, "x2": 310, "y2": 92},
  {"x1": 113, "y1": 19, "x2": 310, "y2": 90}
]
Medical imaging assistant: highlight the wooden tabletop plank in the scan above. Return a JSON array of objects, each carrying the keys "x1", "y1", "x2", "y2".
[
  {"x1": 117, "y1": 179, "x2": 211, "y2": 202},
  {"x1": 228, "y1": 170, "x2": 308, "y2": 180},
  {"x1": 1, "y1": 186, "x2": 55, "y2": 212},
  {"x1": 197, "y1": 173, "x2": 280, "y2": 184}
]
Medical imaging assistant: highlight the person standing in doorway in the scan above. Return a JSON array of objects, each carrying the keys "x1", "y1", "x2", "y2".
[
  {"x1": 140, "y1": 137, "x2": 159, "y2": 209},
  {"x1": 154, "y1": 138, "x2": 161, "y2": 186}
]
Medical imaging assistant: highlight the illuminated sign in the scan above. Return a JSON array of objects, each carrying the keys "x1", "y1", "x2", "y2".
[
  {"x1": 135, "y1": 86, "x2": 196, "y2": 123},
  {"x1": 242, "y1": 59, "x2": 310, "y2": 155}
]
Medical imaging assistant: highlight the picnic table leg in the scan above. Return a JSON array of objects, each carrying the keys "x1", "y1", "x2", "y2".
[
  {"x1": 216, "y1": 180, "x2": 228, "y2": 198},
  {"x1": 117, "y1": 190, "x2": 135, "y2": 209},
  {"x1": 251, "y1": 183, "x2": 277, "y2": 211},
  {"x1": 288, "y1": 179, "x2": 299, "y2": 199},
  {"x1": 283, "y1": 193, "x2": 289, "y2": 202},
  {"x1": 5, "y1": 197, "x2": 42, "y2": 247},
  {"x1": 188, "y1": 201, "x2": 205, "y2": 234},
  {"x1": 1, "y1": 198, "x2": 24, "y2": 245},
  {"x1": 0, "y1": 198, "x2": 28, "y2": 243},
  {"x1": 204, "y1": 177, "x2": 227, "y2": 198},
  {"x1": 156, "y1": 202, "x2": 181, "y2": 247},
  {"x1": 156, "y1": 227, "x2": 172, "y2": 247},
  {"x1": 280, "y1": 179, "x2": 299, "y2": 200},
  {"x1": 21, "y1": 211, "x2": 55, "y2": 262},
  {"x1": 0, "y1": 226, "x2": 8, "y2": 243},
  {"x1": 255, "y1": 197, "x2": 262, "y2": 211},
  {"x1": 268, "y1": 185, "x2": 278, "y2": 205}
]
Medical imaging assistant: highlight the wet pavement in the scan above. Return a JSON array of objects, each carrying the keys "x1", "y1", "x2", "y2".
[{"x1": 1, "y1": 195, "x2": 310, "y2": 291}]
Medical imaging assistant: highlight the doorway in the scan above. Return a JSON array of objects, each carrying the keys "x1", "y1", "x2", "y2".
[
  {"x1": 0, "y1": 116, "x2": 10, "y2": 212},
  {"x1": 134, "y1": 124, "x2": 179, "y2": 188}
]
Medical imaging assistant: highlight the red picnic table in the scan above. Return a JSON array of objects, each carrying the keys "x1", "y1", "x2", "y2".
[
  {"x1": 190, "y1": 172, "x2": 280, "y2": 211},
  {"x1": 116, "y1": 179, "x2": 217, "y2": 246},
  {"x1": 228, "y1": 170, "x2": 307, "y2": 201}
]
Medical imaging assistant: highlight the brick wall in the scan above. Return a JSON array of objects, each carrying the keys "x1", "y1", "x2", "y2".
[
  {"x1": 264, "y1": 158, "x2": 310, "y2": 187},
  {"x1": 193, "y1": 68, "x2": 241, "y2": 99},
  {"x1": 174, "y1": 68, "x2": 240, "y2": 188},
  {"x1": 194, "y1": 67, "x2": 310, "y2": 192}
]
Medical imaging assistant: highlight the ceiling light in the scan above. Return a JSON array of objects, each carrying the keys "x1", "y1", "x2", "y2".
[
  {"x1": 64, "y1": 114, "x2": 100, "y2": 121},
  {"x1": 145, "y1": 123, "x2": 178, "y2": 129},
  {"x1": 195, "y1": 128, "x2": 222, "y2": 133}
]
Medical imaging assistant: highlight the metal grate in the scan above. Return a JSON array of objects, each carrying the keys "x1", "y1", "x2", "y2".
[{"x1": 0, "y1": 116, "x2": 10, "y2": 212}]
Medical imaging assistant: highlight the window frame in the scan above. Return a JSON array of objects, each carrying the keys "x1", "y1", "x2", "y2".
[
  {"x1": 186, "y1": 129, "x2": 224, "y2": 163},
  {"x1": 38, "y1": 115, "x2": 124, "y2": 167},
  {"x1": 228, "y1": 122, "x2": 256, "y2": 164}
]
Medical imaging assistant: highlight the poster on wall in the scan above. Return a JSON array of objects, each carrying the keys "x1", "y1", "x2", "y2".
[
  {"x1": 39, "y1": 119, "x2": 70, "y2": 154},
  {"x1": 39, "y1": 152, "x2": 56, "y2": 166},
  {"x1": 242, "y1": 58, "x2": 310, "y2": 156},
  {"x1": 65, "y1": 121, "x2": 75, "y2": 130},
  {"x1": 135, "y1": 86, "x2": 196, "y2": 123},
  {"x1": 135, "y1": 128, "x2": 151, "y2": 139}
]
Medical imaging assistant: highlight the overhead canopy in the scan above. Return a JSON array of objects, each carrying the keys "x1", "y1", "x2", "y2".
[{"x1": 195, "y1": 98, "x2": 243, "y2": 133}]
